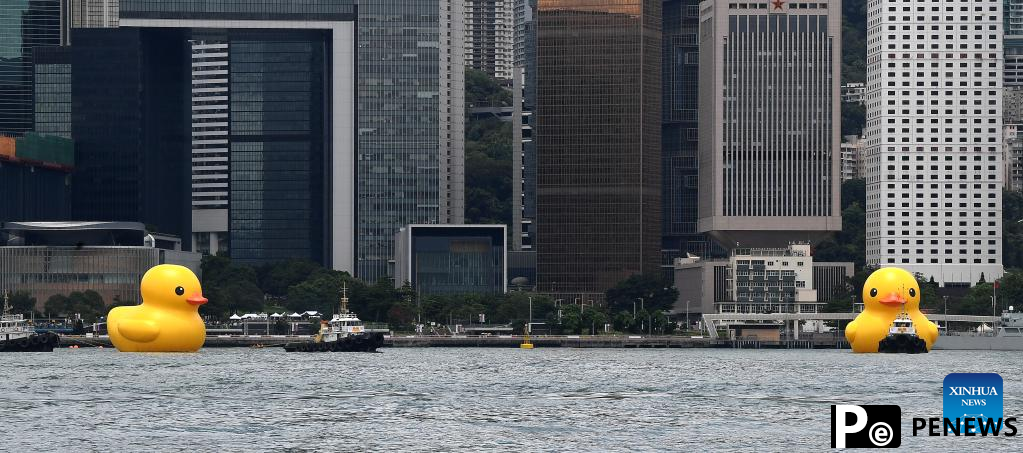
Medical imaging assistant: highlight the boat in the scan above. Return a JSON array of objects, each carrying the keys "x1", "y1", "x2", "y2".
[
  {"x1": 282, "y1": 285, "x2": 384, "y2": 353},
  {"x1": 933, "y1": 306, "x2": 1023, "y2": 351},
  {"x1": 1, "y1": 291, "x2": 60, "y2": 352},
  {"x1": 877, "y1": 310, "x2": 928, "y2": 354}
]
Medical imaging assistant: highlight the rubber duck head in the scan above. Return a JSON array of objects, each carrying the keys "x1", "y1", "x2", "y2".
[
  {"x1": 862, "y1": 267, "x2": 921, "y2": 313},
  {"x1": 140, "y1": 264, "x2": 207, "y2": 312}
]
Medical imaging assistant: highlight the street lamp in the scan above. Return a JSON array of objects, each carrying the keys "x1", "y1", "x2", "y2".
[
  {"x1": 528, "y1": 296, "x2": 533, "y2": 334},
  {"x1": 685, "y1": 300, "x2": 691, "y2": 332}
]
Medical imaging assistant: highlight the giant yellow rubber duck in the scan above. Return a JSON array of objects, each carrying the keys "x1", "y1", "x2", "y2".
[
  {"x1": 108, "y1": 264, "x2": 208, "y2": 352},
  {"x1": 845, "y1": 267, "x2": 939, "y2": 353}
]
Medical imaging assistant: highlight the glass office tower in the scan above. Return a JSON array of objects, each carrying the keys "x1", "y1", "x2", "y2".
[
  {"x1": 535, "y1": 0, "x2": 663, "y2": 296},
  {"x1": 0, "y1": 0, "x2": 64, "y2": 136},
  {"x1": 228, "y1": 31, "x2": 327, "y2": 264},
  {"x1": 357, "y1": 0, "x2": 465, "y2": 281},
  {"x1": 660, "y1": 0, "x2": 708, "y2": 274}
]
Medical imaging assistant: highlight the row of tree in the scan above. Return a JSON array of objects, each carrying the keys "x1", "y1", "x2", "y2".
[
  {"x1": 197, "y1": 253, "x2": 685, "y2": 334},
  {"x1": 6, "y1": 290, "x2": 132, "y2": 323}
]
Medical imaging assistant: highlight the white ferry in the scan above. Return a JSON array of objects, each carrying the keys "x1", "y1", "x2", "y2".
[
  {"x1": 1, "y1": 291, "x2": 59, "y2": 352},
  {"x1": 283, "y1": 285, "x2": 384, "y2": 353}
]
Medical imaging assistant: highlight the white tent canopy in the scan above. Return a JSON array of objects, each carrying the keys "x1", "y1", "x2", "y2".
[{"x1": 229, "y1": 314, "x2": 242, "y2": 320}]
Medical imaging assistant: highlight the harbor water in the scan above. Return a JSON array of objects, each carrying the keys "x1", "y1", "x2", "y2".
[{"x1": 2, "y1": 348, "x2": 1022, "y2": 452}]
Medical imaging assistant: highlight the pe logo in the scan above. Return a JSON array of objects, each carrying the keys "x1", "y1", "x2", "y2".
[
  {"x1": 943, "y1": 373, "x2": 1003, "y2": 434},
  {"x1": 831, "y1": 405, "x2": 901, "y2": 448}
]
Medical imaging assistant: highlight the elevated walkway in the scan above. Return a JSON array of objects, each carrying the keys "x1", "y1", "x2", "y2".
[{"x1": 701, "y1": 313, "x2": 1001, "y2": 339}]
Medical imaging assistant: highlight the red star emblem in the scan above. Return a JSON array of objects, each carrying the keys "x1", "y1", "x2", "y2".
[{"x1": 771, "y1": 0, "x2": 786, "y2": 9}]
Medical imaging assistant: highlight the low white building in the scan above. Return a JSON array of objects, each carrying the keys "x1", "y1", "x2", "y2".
[{"x1": 673, "y1": 243, "x2": 853, "y2": 316}]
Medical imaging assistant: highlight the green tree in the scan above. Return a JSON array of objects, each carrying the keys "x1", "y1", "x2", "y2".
[
  {"x1": 814, "y1": 179, "x2": 867, "y2": 267},
  {"x1": 958, "y1": 283, "x2": 996, "y2": 316},
  {"x1": 200, "y1": 255, "x2": 265, "y2": 319},
  {"x1": 464, "y1": 68, "x2": 513, "y2": 226},
  {"x1": 466, "y1": 68, "x2": 512, "y2": 107},
  {"x1": 44, "y1": 294, "x2": 71, "y2": 316},
  {"x1": 995, "y1": 270, "x2": 1023, "y2": 310},
  {"x1": 7, "y1": 291, "x2": 37, "y2": 314},
  {"x1": 285, "y1": 271, "x2": 348, "y2": 315},
  {"x1": 605, "y1": 274, "x2": 679, "y2": 313},
  {"x1": 257, "y1": 259, "x2": 321, "y2": 297},
  {"x1": 1005, "y1": 190, "x2": 1023, "y2": 268}
]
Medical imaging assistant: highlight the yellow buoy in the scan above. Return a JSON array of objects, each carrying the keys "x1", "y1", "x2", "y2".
[{"x1": 520, "y1": 333, "x2": 534, "y2": 349}]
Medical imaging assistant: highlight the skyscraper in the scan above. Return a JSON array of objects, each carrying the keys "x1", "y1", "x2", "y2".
[
  {"x1": 357, "y1": 0, "x2": 466, "y2": 281},
  {"x1": 535, "y1": 0, "x2": 662, "y2": 296},
  {"x1": 0, "y1": 0, "x2": 65, "y2": 136},
  {"x1": 661, "y1": 0, "x2": 707, "y2": 272},
  {"x1": 697, "y1": 0, "x2": 842, "y2": 249},
  {"x1": 512, "y1": 0, "x2": 536, "y2": 251},
  {"x1": 70, "y1": 0, "x2": 117, "y2": 29},
  {"x1": 85, "y1": 0, "x2": 358, "y2": 264},
  {"x1": 865, "y1": 0, "x2": 1004, "y2": 285},
  {"x1": 71, "y1": 27, "x2": 191, "y2": 242},
  {"x1": 466, "y1": 0, "x2": 516, "y2": 81}
]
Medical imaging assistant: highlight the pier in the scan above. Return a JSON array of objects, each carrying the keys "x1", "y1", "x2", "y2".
[{"x1": 57, "y1": 334, "x2": 850, "y2": 349}]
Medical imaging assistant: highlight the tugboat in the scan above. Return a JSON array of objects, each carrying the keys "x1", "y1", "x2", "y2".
[
  {"x1": 0, "y1": 291, "x2": 59, "y2": 352},
  {"x1": 283, "y1": 285, "x2": 384, "y2": 353},
  {"x1": 877, "y1": 310, "x2": 929, "y2": 354}
]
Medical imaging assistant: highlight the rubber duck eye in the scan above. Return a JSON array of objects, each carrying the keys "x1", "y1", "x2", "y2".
[
  {"x1": 909, "y1": 288, "x2": 916, "y2": 297},
  {"x1": 175, "y1": 286, "x2": 185, "y2": 296},
  {"x1": 869, "y1": 288, "x2": 877, "y2": 298}
]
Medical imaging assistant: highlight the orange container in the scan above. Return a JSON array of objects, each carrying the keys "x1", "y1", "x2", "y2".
[{"x1": 0, "y1": 136, "x2": 15, "y2": 157}]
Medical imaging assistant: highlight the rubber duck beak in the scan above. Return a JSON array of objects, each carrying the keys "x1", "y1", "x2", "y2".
[
  {"x1": 187, "y1": 292, "x2": 208, "y2": 306},
  {"x1": 879, "y1": 291, "x2": 905, "y2": 307}
]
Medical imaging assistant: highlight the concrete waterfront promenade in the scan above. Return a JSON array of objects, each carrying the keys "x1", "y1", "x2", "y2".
[{"x1": 58, "y1": 334, "x2": 850, "y2": 349}]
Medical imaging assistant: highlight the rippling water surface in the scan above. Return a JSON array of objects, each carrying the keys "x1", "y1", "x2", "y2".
[{"x1": 2, "y1": 348, "x2": 1022, "y2": 451}]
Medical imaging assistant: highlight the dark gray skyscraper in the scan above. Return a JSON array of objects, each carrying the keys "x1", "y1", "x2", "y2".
[
  {"x1": 0, "y1": 0, "x2": 65, "y2": 136},
  {"x1": 697, "y1": 0, "x2": 842, "y2": 249},
  {"x1": 536, "y1": 0, "x2": 662, "y2": 296},
  {"x1": 661, "y1": 0, "x2": 707, "y2": 271}
]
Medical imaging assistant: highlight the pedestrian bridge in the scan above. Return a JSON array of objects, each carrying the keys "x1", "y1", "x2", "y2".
[{"x1": 701, "y1": 313, "x2": 1001, "y2": 339}]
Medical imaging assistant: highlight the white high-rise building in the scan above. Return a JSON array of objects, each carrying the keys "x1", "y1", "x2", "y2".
[
  {"x1": 466, "y1": 0, "x2": 515, "y2": 80},
  {"x1": 189, "y1": 39, "x2": 230, "y2": 256},
  {"x1": 864, "y1": 0, "x2": 1004, "y2": 286}
]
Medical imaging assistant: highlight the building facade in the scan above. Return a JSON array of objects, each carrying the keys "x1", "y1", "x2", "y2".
[
  {"x1": 0, "y1": 133, "x2": 72, "y2": 222},
  {"x1": 71, "y1": 0, "x2": 118, "y2": 29},
  {"x1": 841, "y1": 135, "x2": 864, "y2": 182},
  {"x1": 1007, "y1": 124, "x2": 1023, "y2": 191},
  {"x1": 0, "y1": 222, "x2": 201, "y2": 308},
  {"x1": 672, "y1": 243, "x2": 853, "y2": 316},
  {"x1": 842, "y1": 82, "x2": 866, "y2": 104},
  {"x1": 31, "y1": 46, "x2": 71, "y2": 139},
  {"x1": 661, "y1": 0, "x2": 709, "y2": 275},
  {"x1": 511, "y1": 0, "x2": 536, "y2": 252},
  {"x1": 71, "y1": 27, "x2": 192, "y2": 246},
  {"x1": 535, "y1": 0, "x2": 662, "y2": 296},
  {"x1": 394, "y1": 224, "x2": 507, "y2": 295},
  {"x1": 114, "y1": 0, "x2": 358, "y2": 269},
  {"x1": 466, "y1": 0, "x2": 515, "y2": 80},
  {"x1": 0, "y1": 0, "x2": 66, "y2": 136},
  {"x1": 357, "y1": 0, "x2": 466, "y2": 281},
  {"x1": 697, "y1": 1, "x2": 843, "y2": 249},
  {"x1": 864, "y1": 0, "x2": 1004, "y2": 285}
]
